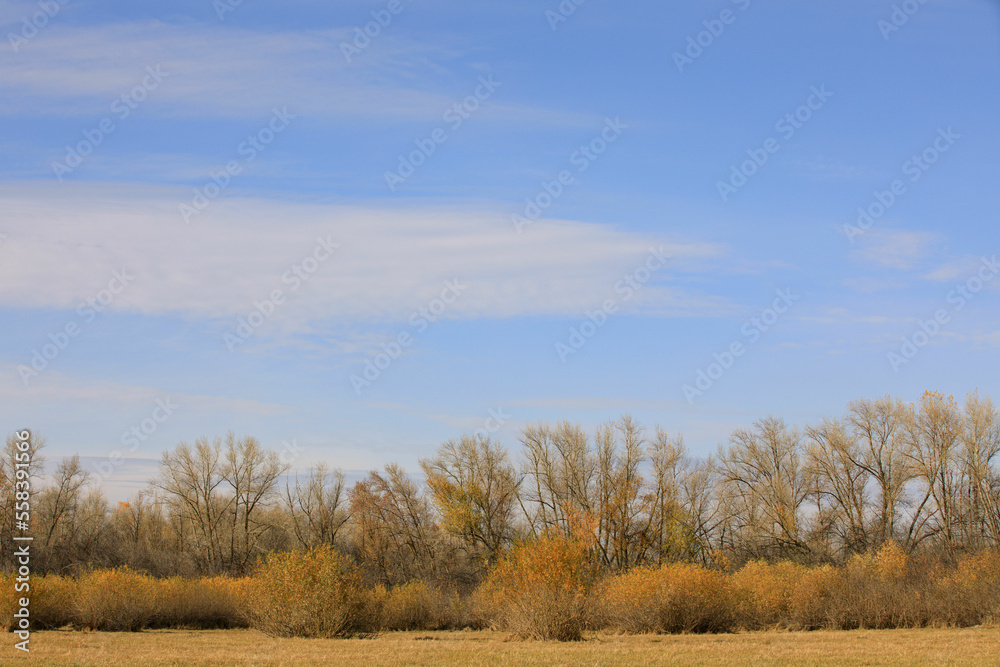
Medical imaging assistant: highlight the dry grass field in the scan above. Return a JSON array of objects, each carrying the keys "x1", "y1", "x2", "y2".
[{"x1": 2, "y1": 628, "x2": 1000, "y2": 666}]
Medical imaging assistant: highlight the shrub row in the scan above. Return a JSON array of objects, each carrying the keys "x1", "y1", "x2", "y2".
[
  {"x1": 0, "y1": 568, "x2": 250, "y2": 631},
  {"x1": 490, "y1": 541, "x2": 1000, "y2": 638},
  {"x1": 4, "y1": 543, "x2": 1000, "y2": 639}
]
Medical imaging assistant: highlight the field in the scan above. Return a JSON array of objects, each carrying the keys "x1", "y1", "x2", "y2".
[{"x1": 2, "y1": 628, "x2": 1000, "y2": 666}]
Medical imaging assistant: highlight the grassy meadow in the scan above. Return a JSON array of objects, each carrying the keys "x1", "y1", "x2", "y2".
[{"x1": 3, "y1": 627, "x2": 1000, "y2": 666}]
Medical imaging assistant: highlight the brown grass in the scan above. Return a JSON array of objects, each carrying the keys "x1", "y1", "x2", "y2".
[{"x1": 2, "y1": 627, "x2": 1000, "y2": 666}]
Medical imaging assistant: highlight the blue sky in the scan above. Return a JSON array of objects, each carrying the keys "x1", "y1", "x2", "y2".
[{"x1": 1, "y1": 0, "x2": 998, "y2": 500}]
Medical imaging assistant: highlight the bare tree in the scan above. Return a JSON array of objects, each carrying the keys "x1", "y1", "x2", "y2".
[
  {"x1": 154, "y1": 436, "x2": 232, "y2": 573},
  {"x1": 806, "y1": 419, "x2": 870, "y2": 556},
  {"x1": 0, "y1": 431, "x2": 46, "y2": 572},
  {"x1": 518, "y1": 422, "x2": 595, "y2": 538},
  {"x1": 221, "y1": 433, "x2": 288, "y2": 574},
  {"x1": 593, "y1": 416, "x2": 645, "y2": 570},
  {"x1": 681, "y1": 454, "x2": 722, "y2": 564},
  {"x1": 283, "y1": 463, "x2": 350, "y2": 549},
  {"x1": 641, "y1": 431, "x2": 715, "y2": 564},
  {"x1": 32, "y1": 455, "x2": 114, "y2": 572},
  {"x1": 719, "y1": 417, "x2": 809, "y2": 560},
  {"x1": 845, "y1": 396, "x2": 912, "y2": 548},
  {"x1": 903, "y1": 392, "x2": 964, "y2": 552},
  {"x1": 957, "y1": 392, "x2": 1000, "y2": 548},
  {"x1": 349, "y1": 464, "x2": 442, "y2": 585}
]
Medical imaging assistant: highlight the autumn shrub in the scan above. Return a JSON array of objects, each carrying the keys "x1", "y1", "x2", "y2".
[
  {"x1": 596, "y1": 563, "x2": 736, "y2": 634},
  {"x1": 731, "y1": 560, "x2": 806, "y2": 630},
  {"x1": 153, "y1": 575, "x2": 247, "y2": 629},
  {"x1": 0, "y1": 574, "x2": 11, "y2": 628},
  {"x1": 75, "y1": 568, "x2": 158, "y2": 631},
  {"x1": 480, "y1": 532, "x2": 597, "y2": 640},
  {"x1": 818, "y1": 542, "x2": 935, "y2": 630},
  {"x1": 1, "y1": 572, "x2": 79, "y2": 630},
  {"x1": 590, "y1": 566, "x2": 668, "y2": 633},
  {"x1": 5, "y1": 545, "x2": 999, "y2": 637},
  {"x1": 787, "y1": 563, "x2": 839, "y2": 629},
  {"x1": 245, "y1": 545, "x2": 383, "y2": 638},
  {"x1": 382, "y1": 580, "x2": 462, "y2": 630},
  {"x1": 0, "y1": 573, "x2": 20, "y2": 631},
  {"x1": 931, "y1": 549, "x2": 1000, "y2": 626}
]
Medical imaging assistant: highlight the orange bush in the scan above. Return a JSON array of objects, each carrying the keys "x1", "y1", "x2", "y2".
[
  {"x1": 932, "y1": 549, "x2": 1000, "y2": 626},
  {"x1": 731, "y1": 560, "x2": 805, "y2": 629},
  {"x1": 4, "y1": 544, "x2": 999, "y2": 637},
  {"x1": 480, "y1": 533, "x2": 597, "y2": 640},
  {"x1": 0, "y1": 573, "x2": 16, "y2": 631},
  {"x1": 820, "y1": 542, "x2": 933, "y2": 630},
  {"x1": 245, "y1": 545, "x2": 383, "y2": 638},
  {"x1": 1, "y1": 572, "x2": 77, "y2": 630},
  {"x1": 153, "y1": 575, "x2": 247, "y2": 629},
  {"x1": 382, "y1": 581, "x2": 461, "y2": 630},
  {"x1": 591, "y1": 566, "x2": 667, "y2": 633},
  {"x1": 75, "y1": 568, "x2": 157, "y2": 631},
  {"x1": 594, "y1": 563, "x2": 735, "y2": 634},
  {"x1": 788, "y1": 564, "x2": 838, "y2": 629}
]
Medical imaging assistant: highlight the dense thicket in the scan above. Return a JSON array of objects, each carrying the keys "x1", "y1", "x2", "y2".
[{"x1": 2, "y1": 391, "x2": 999, "y2": 586}]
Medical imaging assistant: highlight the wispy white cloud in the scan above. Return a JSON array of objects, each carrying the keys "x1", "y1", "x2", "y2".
[
  {"x1": 0, "y1": 21, "x2": 595, "y2": 127},
  {"x1": 793, "y1": 160, "x2": 881, "y2": 182},
  {"x1": 0, "y1": 182, "x2": 733, "y2": 332},
  {"x1": 924, "y1": 254, "x2": 999, "y2": 284},
  {"x1": 0, "y1": 365, "x2": 295, "y2": 416},
  {"x1": 799, "y1": 307, "x2": 896, "y2": 325},
  {"x1": 841, "y1": 276, "x2": 909, "y2": 292},
  {"x1": 850, "y1": 228, "x2": 937, "y2": 270},
  {"x1": 972, "y1": 330, "x2": 1000, "y2": 348}
]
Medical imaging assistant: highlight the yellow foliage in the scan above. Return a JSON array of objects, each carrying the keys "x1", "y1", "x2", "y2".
[
  {"x1": 480, "y1": 532, "x2": 597, "y2": 640},
  {"x1": 874, "y1": 541, "x2": 908, "y2": 583},
  {"x1": 594, "y1": 563, "x2": 735, "y2": 634},
  {"x1": 75, "y1": 568, "x2": 158, "y2": 631},
  {"x1": 732, "y1": 561, "x2": 805, "y2": 629},
  {"x1": 382, "y1": 581, "x2": 461, "y2": 630},
  {"x1": 2, "y1": 545, "x2": 999, "y2": 637},
  {"x1": 788, "y1": 564, "x2": 838, "y2": 629},
  {"x1": 245, "y1": 545, "x2": 383, "y2": 638}
]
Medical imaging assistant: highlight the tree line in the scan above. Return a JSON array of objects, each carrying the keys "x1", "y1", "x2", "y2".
[{"x1": 2, "y1": 391, "x2": 998, "y2": 586}]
